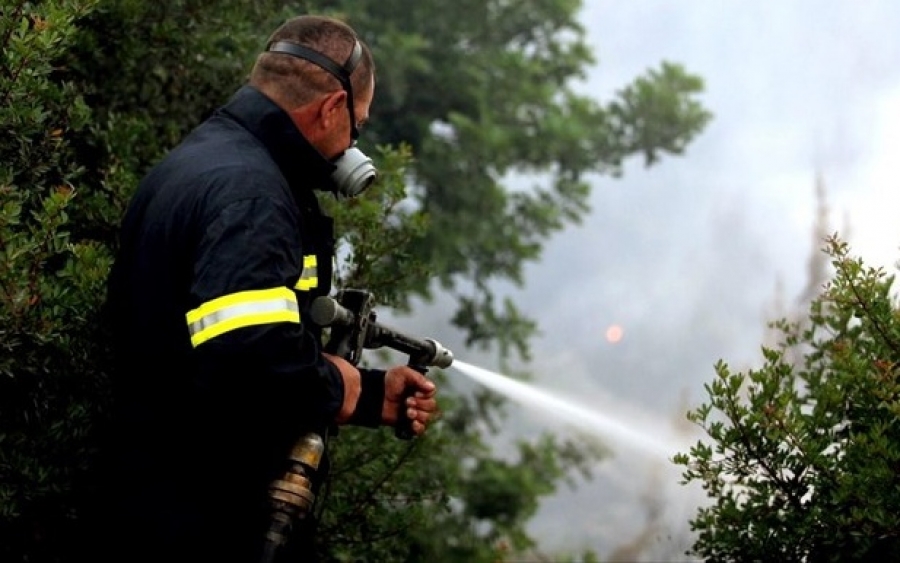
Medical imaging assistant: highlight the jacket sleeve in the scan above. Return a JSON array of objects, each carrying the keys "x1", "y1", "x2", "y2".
[{"x1": 185, "y1": 190, "x2": 344, "y2": 427}]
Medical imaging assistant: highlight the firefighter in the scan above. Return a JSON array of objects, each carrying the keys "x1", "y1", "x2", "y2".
[{"x1": 96, "y1": 14, "x2": 438, "y2": 562}]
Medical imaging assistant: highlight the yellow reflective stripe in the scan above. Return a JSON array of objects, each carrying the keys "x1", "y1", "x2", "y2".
[
  {"x1": 295, "y1": 254, "x2": 318, "y2": 291},
  {"x1": 186, "y1": 287, "x2": 299, "y2": 347}
]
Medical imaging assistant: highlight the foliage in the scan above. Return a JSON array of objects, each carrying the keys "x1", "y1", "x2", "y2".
[
  {"x1": 676, "y1": 235, "x2": 900, "y2": 562},
  {"x1": 0, "y1": 1, "x2": 114, "y2": 559},
  {"x1": 322, "y1": 143, "x2": 604, "y2": 561},
  {"x1": 340, "y1": 0, "x2": 711, "y2": 357},
  {"x1": 0, "y1": 0, "x2": 708, "y2": 561},
  {"x1": 317, "y1": 390, "x2": 603, "y2": 562}
]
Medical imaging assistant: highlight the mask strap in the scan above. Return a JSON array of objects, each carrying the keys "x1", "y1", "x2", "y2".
[
  {"x1": 267, "y1": 42, "x2": 352, "y2": 84},
  {"x1": 267, "y1": 40, "x2": 362, "y2": 138}
]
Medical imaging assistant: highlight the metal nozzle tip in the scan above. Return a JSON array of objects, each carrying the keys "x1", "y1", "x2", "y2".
[
  {"x1": 440, "y1": 349, "x2": 454, "y2": 369},
  {"x1": 428, "y1": 339, "x2": 454, "y2": 369}
]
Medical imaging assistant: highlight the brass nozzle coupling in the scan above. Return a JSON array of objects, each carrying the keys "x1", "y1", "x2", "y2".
[{"x1": 265, "y1": 432, "x2": 326, "y2": 546}]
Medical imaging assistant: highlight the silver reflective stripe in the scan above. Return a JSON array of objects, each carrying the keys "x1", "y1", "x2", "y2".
[{"x1": 185, "y1": 287, "x2": 299, "y2": 347}]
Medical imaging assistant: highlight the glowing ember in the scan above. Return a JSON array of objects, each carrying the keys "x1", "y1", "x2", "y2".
[{"x1": 605, "y1": 324, "x2": 624, "y2": 343}]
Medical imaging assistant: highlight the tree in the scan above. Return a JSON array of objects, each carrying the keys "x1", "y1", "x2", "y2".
[
  {"x1": 1, "y1": 0, "x2": 709, "y2": 560},
  {"x1": 676, "y1": 235, "x2": 900, "y2": 562},
  {"x1": 343, "y1": 0, "x2": 711, "y2": 358},
  {"x1": 0, "y1": 1, "x2": 114, "y2": 560}
]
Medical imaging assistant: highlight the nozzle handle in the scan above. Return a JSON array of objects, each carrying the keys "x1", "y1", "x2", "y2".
[
  {"x1": 395, "y1": 363, "x2": 426, "y2": 441},
  {"x1": 394, "y1": 339, "x2": 452, "y2": 441}
]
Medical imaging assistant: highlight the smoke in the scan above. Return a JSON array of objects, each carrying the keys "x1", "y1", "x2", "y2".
[{"x1": 380, "y1": 4, "x2": 900, "y2": 560}]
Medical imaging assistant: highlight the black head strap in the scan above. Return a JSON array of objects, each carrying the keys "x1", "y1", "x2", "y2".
[{"x1": 267, "y1": 40, "x2": 361, "y2": 88}]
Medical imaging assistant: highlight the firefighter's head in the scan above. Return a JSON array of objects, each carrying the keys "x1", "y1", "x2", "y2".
[{"x1": 250, "y1": 15, "x2": 377, "y2": 198}]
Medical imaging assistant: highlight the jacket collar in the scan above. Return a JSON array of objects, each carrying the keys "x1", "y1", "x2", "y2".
[{"x1": 220, "y1": 85, "x2": 336, "y2": 199}]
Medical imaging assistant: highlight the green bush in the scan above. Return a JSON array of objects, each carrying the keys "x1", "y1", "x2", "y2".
[
  {"x1": 0, "y1": 0, "x2": 111, "y2": 559},
  {"x1": 677, "y1": 236, "x2": 900, "y2": 562}
]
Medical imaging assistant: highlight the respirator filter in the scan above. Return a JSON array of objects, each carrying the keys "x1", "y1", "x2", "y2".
[{"x1": 331, "y1": 146, "x2": 377, "y2": 198}]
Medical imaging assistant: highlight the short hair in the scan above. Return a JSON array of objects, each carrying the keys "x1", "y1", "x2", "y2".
[{"x1": 249, "y1": 15, "x2": 375, "y2": 108}]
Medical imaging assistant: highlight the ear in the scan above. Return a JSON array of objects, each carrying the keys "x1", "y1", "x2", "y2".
[{"x1": 317, "y1": 90, "x2": 348, "y2": 129}]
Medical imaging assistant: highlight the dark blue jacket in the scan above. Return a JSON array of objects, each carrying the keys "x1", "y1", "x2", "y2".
[{"x1": 101, "y1": 85, "x2": 383, "y2": 561}]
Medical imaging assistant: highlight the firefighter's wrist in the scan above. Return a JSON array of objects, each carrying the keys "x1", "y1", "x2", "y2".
[
  {"x1": 347, "y1": 368, "x2": 386, "y2": 427},
  {"x1": 324, "y1": 353, "x2": 361, "y2": 424}
]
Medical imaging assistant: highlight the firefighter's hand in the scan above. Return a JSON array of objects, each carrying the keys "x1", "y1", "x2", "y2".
[
  {"x1": 323, "y1": 353, "x2": 361, "y2": 424},
  {"x1": 384, "y1": 366, "x2": 438, "y2": 435}
]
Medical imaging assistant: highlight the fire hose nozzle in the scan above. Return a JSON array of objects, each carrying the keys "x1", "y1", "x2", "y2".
[
  {"x1": 310, "y1": 294, "x2": 454, "y2": 370},
  {"x1": 310, "y1": 291, "x2": 452, "y2": 442},
  {"x1": 423, "y1": 338, "x2": 453, "y2": 369}
]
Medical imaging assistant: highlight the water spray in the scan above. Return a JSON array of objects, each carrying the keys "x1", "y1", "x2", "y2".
[{"x1": 450, "y1": 360, "x2": 685, "y2": 460}]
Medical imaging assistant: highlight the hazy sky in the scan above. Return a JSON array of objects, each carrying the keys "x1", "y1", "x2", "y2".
[
  {"x1": 391, "y1": 2, "x2": 900, "y2": 560},
  {"x1": 466, "y1": 2, "x2": 900, "y2": 559}
]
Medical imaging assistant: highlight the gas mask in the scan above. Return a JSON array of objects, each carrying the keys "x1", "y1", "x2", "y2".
[
  {"x1": 331, "y1": 143, "x2": 376, "y2": 199},
  {"x1": 267, "y1": 39, "x2": 377, "y2": 199}
]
